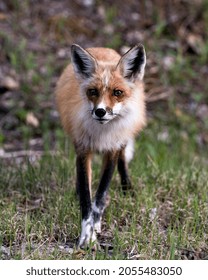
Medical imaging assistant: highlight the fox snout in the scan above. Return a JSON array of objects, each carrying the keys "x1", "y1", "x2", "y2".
[
  {"x1": 91, "y1": 104, "x2": 116, "y2": 124},
  {"x1": 92, "y1": 107, "x2": 111, "y2": 124},
  {"x1": 94, "y1": 108, "x2": 106, "y2": 118}
]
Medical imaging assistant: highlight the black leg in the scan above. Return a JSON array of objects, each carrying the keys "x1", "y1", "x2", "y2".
[
  {"x1": 93, "y1": 151, "x2": 118, "y2": 232},
  {"x1": 76, "y1": 154, "x2": 92, "y2": 220},
  {"x1": 117, "y1": 148, "x2": 132, "y2": 194},
  {"x1": 76, "y1": 153, "x2": 96, "y2": 247}
]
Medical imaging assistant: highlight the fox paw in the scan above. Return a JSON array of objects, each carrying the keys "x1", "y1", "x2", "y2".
[
  {"x1": 78, "y1": 217, "x2": 97, "y2": 249},
  {"x1": 94, "y1": 219, "x2": 101, "y2": 233}
]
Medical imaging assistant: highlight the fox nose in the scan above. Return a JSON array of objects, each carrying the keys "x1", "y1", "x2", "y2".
[{"x1": 95, "y1": 108, "x2": 106, "y2": 118}]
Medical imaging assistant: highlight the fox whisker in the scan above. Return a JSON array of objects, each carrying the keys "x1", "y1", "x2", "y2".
[{"x1": 87, "y1": 109, "x2": 94, "y2": 114}]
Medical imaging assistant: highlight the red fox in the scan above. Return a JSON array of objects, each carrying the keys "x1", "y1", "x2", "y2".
[{"x1": 56, "y1": 44, "x2": 146, "y2": 248}]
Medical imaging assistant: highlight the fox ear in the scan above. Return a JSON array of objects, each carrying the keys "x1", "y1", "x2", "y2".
[
  {"x1": 118, "y1": 45, "x2": 146, "y2": 81},
  {"x1": 71, "y1": 44, "x2": 97, "y2": 79}
]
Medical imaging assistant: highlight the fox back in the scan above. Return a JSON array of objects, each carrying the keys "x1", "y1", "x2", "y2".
[{"x1": 56, "y1": 45, "x2": 146, "y2": 153}]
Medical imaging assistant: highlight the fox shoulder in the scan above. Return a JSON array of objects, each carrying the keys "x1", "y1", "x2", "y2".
[{"x1": 55, "y1": 63, "x2": 82, "y2": 136}]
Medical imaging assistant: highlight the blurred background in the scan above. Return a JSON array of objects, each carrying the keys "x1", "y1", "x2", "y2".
[{"x1": 0, "y1": 0, "x2": 208, "y2": 158}]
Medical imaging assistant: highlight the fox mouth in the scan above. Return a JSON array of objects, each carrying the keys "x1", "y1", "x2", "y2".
[
  {"x1": 93, "y1": 114, "x2": 120, "y2": 124},
  {"x1": 94, "y1": 118, "x2": 110, "y2": 124}
]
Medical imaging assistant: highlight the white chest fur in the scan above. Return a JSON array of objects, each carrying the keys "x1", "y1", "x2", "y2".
[{"x1": 74, "y1": 93, "x2": 144, "y2": 152}]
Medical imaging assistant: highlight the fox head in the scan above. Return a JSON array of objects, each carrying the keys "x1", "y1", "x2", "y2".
[{"x1": 71, "y1": 44, "x2": 146, "y2": 124}]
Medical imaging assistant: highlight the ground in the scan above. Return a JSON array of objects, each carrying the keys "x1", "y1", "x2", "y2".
[{"x1": 0, "y1": 0, "x2": 208, "y2": 259}]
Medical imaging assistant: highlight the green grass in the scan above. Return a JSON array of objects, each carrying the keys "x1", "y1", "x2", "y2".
[{"x1": 0, "y1": 120, "x2": 207, "y2": 260}]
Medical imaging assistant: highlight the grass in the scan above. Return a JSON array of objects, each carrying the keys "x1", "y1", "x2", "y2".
[{"x1": 0, "y1": 118, "x2": 207, "y2": 260}]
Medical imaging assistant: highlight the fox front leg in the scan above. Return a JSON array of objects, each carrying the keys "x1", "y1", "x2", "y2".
[
  {"x1": 76, "y1": 152, "x2": 96, "y2": 248},
  {"x1": 92, "y1": 151, "x2": 119, "y2": 233}
]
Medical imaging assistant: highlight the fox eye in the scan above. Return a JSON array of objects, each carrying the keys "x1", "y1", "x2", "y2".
[
  {"x1": 113, "y1": 89, "x2": 123, "y2": 97},
  {"x1": 87, "y1": 88, "x2": 99, "y2": 97}
]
